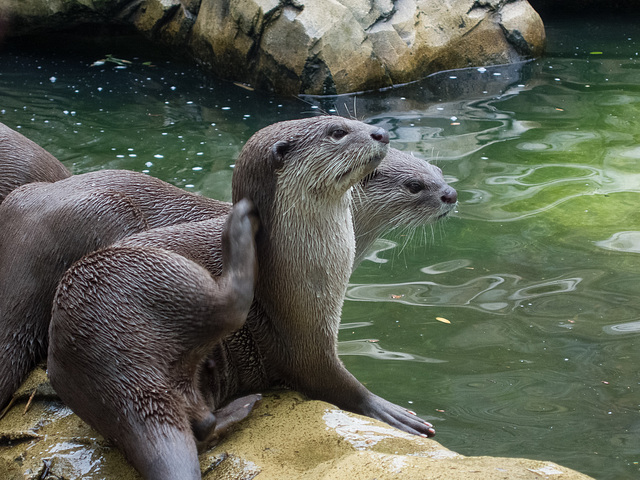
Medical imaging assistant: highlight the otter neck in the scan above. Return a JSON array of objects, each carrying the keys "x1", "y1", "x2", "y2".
[{"x1": 256, "y1": 190, "x2": 355, "y2": 373}]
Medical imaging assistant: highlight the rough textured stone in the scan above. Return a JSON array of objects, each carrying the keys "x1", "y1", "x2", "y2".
[
  {"x1": 1, "y1": 0, "x2": 545, "y2": 95},
  {"x1": 0, "y1": 367, "x2": 594, "y2": 480}
]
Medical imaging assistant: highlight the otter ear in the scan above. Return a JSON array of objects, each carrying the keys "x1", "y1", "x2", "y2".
[{"x1": 270, "y1": 141, "x2": 290, "y2": 169}]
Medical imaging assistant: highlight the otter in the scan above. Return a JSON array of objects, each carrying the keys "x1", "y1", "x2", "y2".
[
  {"x1": 0, "y1": 144, "x2": 456, "y2": 413},
  {"x1": 0, "y1": 122, "x2": 71, "y2": 203},
  {"x1": 353, "y1": 149, "x2": 457, "y2": 267},
  {"x1": 45, "y1": 117, "x2": 433, "y2": 477},
  {"x1": 225, "y1": 116, "x2": 435, "y2": 437},
  {"x1": 48, "y1": 200, "x2": 261, "y2": 480},
  {"x1": 0, "y1": 171, "x2": 231, "y2": 412}
]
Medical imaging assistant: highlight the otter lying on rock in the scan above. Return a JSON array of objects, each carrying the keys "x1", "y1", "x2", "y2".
[
  {"x1": 0, "y1": 139, "x2": 456, "y2": 413},
  {"x1": 0, "y1": 122, "x2": 71, "y2": 204},
  {"x1": 48, "y1": 199, "x2": 262, "y2": 480}
]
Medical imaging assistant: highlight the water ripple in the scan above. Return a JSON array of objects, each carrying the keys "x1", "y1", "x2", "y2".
[
  {"x1": 347, "y1": 271, "x2": 588, "y2": 315},
  {"x1": 338, "y1": 340, "x2": 446, "y2": 363},
  {"x1": 595, "y1": 231, "x2": 640, "y2": 254}
]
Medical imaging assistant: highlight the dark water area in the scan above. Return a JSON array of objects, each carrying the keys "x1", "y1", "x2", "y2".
[{"x1": 1, "y1": 16, "x2": 639, "y2": 480}]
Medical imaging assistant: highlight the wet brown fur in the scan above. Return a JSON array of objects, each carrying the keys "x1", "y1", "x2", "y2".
[
  {"x1": 0, "y1": 127, "x2": 456, "y2": 413},
  {"x1": 48, "y1": 200, "x2": 260, "y2": 480},
  {"x1": 1, "y1": 119, "x2": 449, "y2": 439},
  {"x1": 0, "y1": 122, "x2": 71, "y2": 203},
  {"x1": 0, "y1": 170, "x2": 231, "y2": 410}
]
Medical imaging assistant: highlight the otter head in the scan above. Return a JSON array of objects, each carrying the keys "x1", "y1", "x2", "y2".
[
  {"x1": 352, "y1": 148, "x2": 458, "y2": 265},
  {"x1": 231, "y1": 116, "x2": 389, "y2": 220}
]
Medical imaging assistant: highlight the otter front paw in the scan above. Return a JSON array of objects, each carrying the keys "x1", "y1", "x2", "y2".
[{"x1": 364, "y1": 394, "x2": 436, "y2": 437}]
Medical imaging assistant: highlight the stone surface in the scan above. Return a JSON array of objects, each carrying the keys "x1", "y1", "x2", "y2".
[
  {"x1": 0, "y1": 367, "x2": 594, "y2": 480},
  {"x1": 0, "y1": 0, "x2": 545, "y2": 95}
]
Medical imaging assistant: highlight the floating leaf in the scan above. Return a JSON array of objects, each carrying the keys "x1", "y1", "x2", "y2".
[
  {"x1": 436, "y1": 317, "x2": 451, "y2": 324},
  {"x1": 589, "y1": 51, "x2": 603, "y2": 55},
  {"x1": 234, "y1": 82, "x2": 255, "y2": 92},
  {"x1": 391, "y1": 294, "x2": 404, "y2": 299}
]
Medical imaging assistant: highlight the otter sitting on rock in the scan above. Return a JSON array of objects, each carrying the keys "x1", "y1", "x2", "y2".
[
  {"x1": 0, "y1": 122, "x2": 71, "y2": 204},
  {"x1": 44, "y1": 117, "x2": 435, "y2": 480},
  {"x1": 0, "y1": 135, "x2": 456, "y2": 414}
]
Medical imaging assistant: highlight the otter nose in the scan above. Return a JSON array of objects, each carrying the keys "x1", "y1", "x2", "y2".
[
  {"x1": 440, "y1": 186, "x2": 458, "y2": 204},
  {"x1": 370, "y1": 128, "x2": 389, "y2": 145}
]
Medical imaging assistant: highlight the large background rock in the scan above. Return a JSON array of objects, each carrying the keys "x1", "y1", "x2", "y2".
[{"x1": 0, "y1": 0, "x2": 545, "y2": 95}]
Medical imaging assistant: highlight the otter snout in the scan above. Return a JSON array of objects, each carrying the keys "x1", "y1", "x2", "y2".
[
  {"x1": 440, "y1": 186, "x2": 457, "y2": 205},
  {"x1": 370, "y1": 127, "x2": 389, "y2": 145}
]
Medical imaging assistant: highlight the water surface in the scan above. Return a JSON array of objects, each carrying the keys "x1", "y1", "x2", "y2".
[{"x1": 1, "y1": 17, "x2": 639, "y2": 479}]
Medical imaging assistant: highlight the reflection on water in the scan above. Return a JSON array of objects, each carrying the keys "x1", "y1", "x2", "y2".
[
  {"x1": 595, "y1": 231, "x2": 640, "y2": 254},
  {"x1": 338, "y1": 339, "x2": 446, "y2": 363},
  {"x1": 1, "y1": 17, "x2": 640, "y2": 480},
  {"x1": 603, "y1": 320, "x2": 640, "y2": 335}
]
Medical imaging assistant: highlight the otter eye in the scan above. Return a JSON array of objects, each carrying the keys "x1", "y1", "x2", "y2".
[
  {"x1": 330, "y1": 128, "x2": 348, "y2": 140},
  {"x1": 404, "y1": 181, "x2": 424, "y2": 194}
]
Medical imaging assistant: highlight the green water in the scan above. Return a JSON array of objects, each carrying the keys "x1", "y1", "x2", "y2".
[{"x1": 1, "y1": 17, "x2": 639, "y2": 480}]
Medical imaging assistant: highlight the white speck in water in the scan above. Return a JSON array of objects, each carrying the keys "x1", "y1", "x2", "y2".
[
  {"x1": 196, "y1": 152, "x2": 204, "y2": 156},
  {"x1": 49, "y1": 76, "x2": 57, "y2": 83},
  {"x1": 221, "y1": 106, "x2": 231, "y2": 110},
  {"x1": 450, "y1": 116, "x2": 458, "y2": 121},
  {"x1": 145, "y1": 162, "x2": 153, "y2": 167},
  {"x1": 129, "y1": 154, "x2": 136, "y2": 157},
  {"x1": 97, "y1": 87, "x2": 103, "y2": 92},
  {"x1": 142, "y1": 169, "x2": 149, "y2": 173},
  {"x1": 449, "y1": 75, "x2": 457, "y2": 79},
  {"x1": 162, "y1": 132, "x2": 168, "y2": 136},
  {"x1": 116, "y1": 154, "x2": 124, "y2": 158},
  {"x1": 186, "y1": 101, "x2": 193, "y2": 104},
  {"x1": 185, "y1": 184, "x2": 194, "y2": 188},
  {"x1": 153, "y1": 154, "x2": 164, "y2": 159},
  {"x1": 493, "y1": 72, "x2": 502, "y2": 76},
  {"x1": 477, "y1": 67, "x2": 487, "y2": 73},
  {"x1": 63, "y1": 110, "x2": 69, "y2": 115},
  {"x1": 192, "y1": 166, "x2": 203, "y2": 171},
  {"x1": 170, "y1": 86, "x2": 176, "y2": 90}
]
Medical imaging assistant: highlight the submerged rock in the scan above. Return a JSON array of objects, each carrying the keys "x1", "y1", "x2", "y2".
[
  {"x1": 0, "y1": 0, "x2": 545, "y2": 95},
  {"x1": 0, "y1": 367, "x2": 593, "y2": 479}
]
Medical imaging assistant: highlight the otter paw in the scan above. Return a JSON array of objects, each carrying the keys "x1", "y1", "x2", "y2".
[
  {"x1": 364, "y1": 394, "x2": 436, "y2": 437},
  {"x1": 210, "y1": 393, "x2": 262, "y2": 439}
]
